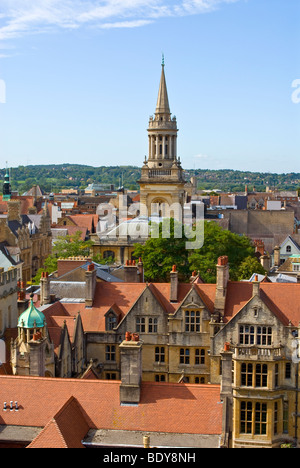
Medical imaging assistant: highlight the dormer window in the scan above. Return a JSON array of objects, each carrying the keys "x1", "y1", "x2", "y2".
[
  {"x1": 106, "y1": 312, "x2": 117, "y2": 331},
  {"x1": 286, "y1": 245, "x2": 292, "y2": 253}
]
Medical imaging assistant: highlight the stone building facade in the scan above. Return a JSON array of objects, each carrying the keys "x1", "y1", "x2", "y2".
[
  {"x1": 0, "y1": 267, "x2": 18, "y2": 338},
  {"x1": 0, "y1": 199, "x2": 52, "y2": 283},
  {"x1": 30, "y1": 256, "x2": 300, "y2": 448}
]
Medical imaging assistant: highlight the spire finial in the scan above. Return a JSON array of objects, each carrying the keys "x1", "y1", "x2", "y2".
[{"x1": 162, "y1": 53, "x2": 165, "y2": 67}]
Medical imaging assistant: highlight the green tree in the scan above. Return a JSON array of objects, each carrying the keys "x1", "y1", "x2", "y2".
[
  {"x1": 237, "y1": 256, "x2": 266, "y2": 280},
  {"x1": 188, "y1": 221, "x2": 260, "y2": 283},
  {"x1": 32, "y1": 231, "x2": 93, "y2": 284},
  {"x1": 133, "y1": 219, "x2": 190, "y2": 282}
]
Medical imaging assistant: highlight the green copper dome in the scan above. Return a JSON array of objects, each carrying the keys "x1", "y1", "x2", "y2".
[
  {"x1": 4, "y1": 169, "x2": 10, "y2": 181},
  {"x1": 18, "y1": 299, "x2": 46, "y2": 329}
]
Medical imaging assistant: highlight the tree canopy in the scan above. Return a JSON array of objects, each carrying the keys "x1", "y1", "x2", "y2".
[{"x1": 134, "y1": 219, "x2": 265, "y2": 283}]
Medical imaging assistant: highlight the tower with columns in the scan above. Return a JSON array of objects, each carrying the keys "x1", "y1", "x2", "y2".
[{"x1": 139, "y1": 59, "x2": 186, "y2": 220}]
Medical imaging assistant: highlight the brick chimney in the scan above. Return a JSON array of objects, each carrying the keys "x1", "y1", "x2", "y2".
[
  {"x1": 57, "y1": 257, "x2": 92, "y2": 277},
  {"x1": 124, "y1": 260, "x2": 139, "y2": 283},
  {"x1": 214, "y1": 256, "x2": 229, "y2": 315},
  {"x1": 40, "y1": 272, "x2": 51, "y2": 306},
  {"x1": 17, "y1": 281, "x2": 29, "y2": 314},
  {"x1": 85, "y1": 263, "x2": 97, "y2": 307},
  {"x1": 254, "y1": 239, "x2": 265, "y2": 257},
  {"x1": 119, "y1": 332, "x2": 142, "y2": 405},
  {"x1": 170, "y1": 265, "x2": 178, "y2": 303}
]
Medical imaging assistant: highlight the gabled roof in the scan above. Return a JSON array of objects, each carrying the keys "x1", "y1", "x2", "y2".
[
  {"x1": 278, "y1": 235, "x2": 300, "y2": 252},
  {"x1": 223, "y1": 281, "x2": 300, "y2": 326},
  {"x1": 27, "y1": 397, "x2": 90, "y2": 449}
]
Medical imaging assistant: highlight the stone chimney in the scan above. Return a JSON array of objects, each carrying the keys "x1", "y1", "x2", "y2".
[
  {"x1": 119, "y1": 332, "x2": 142, "y2": 405},
  {"x1": 138, "y1": 258, "x2": 144, "y2": 283},
  {"x1": 170, "y1": 265, "x2": 178, "y2": 303},
  {"x1": 260, "y1": 254, "x2": 270, "y2": 272},
  {"x1": 214, "y1": 256, "x2": 229, "y2": 314},
  {"x1": 220, "y1": 343, "x2": 234, "y2": 449},
  {"x1": 124, "y1": 260, "x2": 139, "y2": 283},
  {"x1": 252, "y1": 275, "x2": 260, "y2": 297},
  {"x1": 40, "y1": 272, "x2": 51, "y2": 306},
  {"x1": 85, "y1": 263, "x2": 97, "y2": 307},
  {"x1": 7, "y1": 200, "x2": 21, "y2": 223},
  {"x1": 273, "y1": 246, "x2": 280, "y2": 268}
]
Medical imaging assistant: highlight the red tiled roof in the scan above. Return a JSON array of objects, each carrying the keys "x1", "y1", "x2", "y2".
[
  {"x1": 223, "y1": 282, "x2": 253, "y2": 323},
  {"x1": 68, "y1": 215, "x2": 98, "y2": 232},
  {"x1": 27, "y1": 397, "x2": 90, "y2": 448},
  {"x1": 47, "y1": 283, "x2": 146, "y2": 333},
  {"x1": 0, "y1": 376, "x2": 222, "y2": 441},
  {"x1": 223, "y1": 282, "x2": 300, "y2": 326},
  {"x1": 259, "y1": 283, "x2": 300, "y2": 326},
  {"x1": 42, "y1": 282, "x2": 218, "y2": 334}
]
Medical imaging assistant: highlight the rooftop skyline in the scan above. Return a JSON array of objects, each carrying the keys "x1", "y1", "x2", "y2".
[{"x1": 0, "y1": 0, "x2": 299, "y2": 173}]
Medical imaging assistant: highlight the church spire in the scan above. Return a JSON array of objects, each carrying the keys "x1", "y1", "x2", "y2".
[{"x1": 155, "y1": 58, "x2": 170, "y2": 116}]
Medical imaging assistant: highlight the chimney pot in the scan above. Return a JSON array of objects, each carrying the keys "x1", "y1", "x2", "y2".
[
  {"x1": 224, "y1": 342, "x2": 231, "y2": 352},
  {"x1": 125, "y1": 332, "x2": 131, "y2": 342},
  {"x1": 252, "y1": 276, "x2": 260, "y2": 297}
]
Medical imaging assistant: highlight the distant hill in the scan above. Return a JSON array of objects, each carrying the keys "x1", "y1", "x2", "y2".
[{"x1": 1, "y1": 164, "x2": 300, "y2": 194}]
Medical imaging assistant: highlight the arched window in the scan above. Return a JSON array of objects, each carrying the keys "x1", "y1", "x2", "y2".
[{"x1": 286, "y1": 245, "x2": 292, "y2": 253}]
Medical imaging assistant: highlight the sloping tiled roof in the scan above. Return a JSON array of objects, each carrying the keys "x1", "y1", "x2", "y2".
[
  {"x1": 43, "y1": 283, "x2": 146, "y2": 333},
  {"x1": 42, "y1": 282, "x2": 218, "y2": 334},
  {"x1": 223, "y1": 282, "x2": 300, "y2": 326},
  {"x1": 27, "y1": 397, "x2": 90, "y2": 449},
  {"x1": 68, "y1": 215, "x2": 98, "y2": 232},
  {"x1": 0, "y1": 376, "x2": 222, "y2": 447}
]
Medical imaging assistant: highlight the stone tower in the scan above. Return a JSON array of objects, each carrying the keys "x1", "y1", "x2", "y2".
[
  {"x1": 139, "y1": 59, "x2": 186, "y2": 220},
  {"x1": 11, "y1": 294, "x2": 55, "y2": 377},
  {"x1": 2, "y1": 168, "x2": 11, "y2": 201}
]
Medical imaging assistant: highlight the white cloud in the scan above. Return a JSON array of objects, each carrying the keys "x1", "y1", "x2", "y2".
[{"x1": 0, "y1": 0, "x2": 240, "y2": 40}]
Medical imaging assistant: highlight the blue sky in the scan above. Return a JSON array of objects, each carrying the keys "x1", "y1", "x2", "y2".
[{"x1": 0, "y1": 0, "x2": 299, "y2": 173}]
